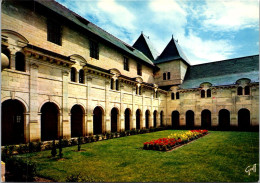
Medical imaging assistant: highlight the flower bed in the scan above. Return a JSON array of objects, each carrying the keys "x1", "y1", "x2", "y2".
[{"x1": 143, "y1": 130, "x2": 208, "y2": 151}]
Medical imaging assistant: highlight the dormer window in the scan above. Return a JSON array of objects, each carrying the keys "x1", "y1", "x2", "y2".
[
  {"x1": 47, "y1": 19, "x2": 62, "y2": 45},
  {"x1": 237, "y1": 86, "x2": 243, "y2": 95},
  {"x1": 207, "y1": 89, "x2": 211, "y2": 98},
  {"x1": 79, "y1": 69, "x2": 84, "y2": 83},
  {"x1": 176, "y1": 92, "x2": 180, "y2": 99},
  {"x1": 111, "y1": 78, "x2": 114, "y2": 90},
  {"x1": 70, "y1": 67, "x2": 76, "y2": 82},
  {"x1": 171, "y1": 93, "x2": 175, "y2": 100},
  {"x1": 115, "y1": 79, "x2": 119, "y2": 91}
]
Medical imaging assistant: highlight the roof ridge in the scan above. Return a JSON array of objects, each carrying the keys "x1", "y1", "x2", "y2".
[
  {"x1": 191, "y1": 54, "x2": 259, "y2": 67},
  {"x1": 52, "y1": 0, "x2": 136, "y2": 50}
]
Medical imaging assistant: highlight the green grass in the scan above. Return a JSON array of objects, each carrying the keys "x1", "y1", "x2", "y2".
[{"x1": 19, "y1": 130, "x2": 259, "y2": 182}]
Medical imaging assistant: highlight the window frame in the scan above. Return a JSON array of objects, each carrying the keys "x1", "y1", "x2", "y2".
[
  {"x1": 89, "y1": 40, "x2": 99, "y2": 60},
  {"x1": 137, "y1": 63, "x2": 142, "y2": 76},
  {"x1": 123, "y1": 56, "x2": 129, "y2": 71},
  {"x1": 47, "y1": 19, "x2": 62, "y2": 45}
]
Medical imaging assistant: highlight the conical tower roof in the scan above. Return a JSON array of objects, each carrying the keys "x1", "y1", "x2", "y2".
[
  {"x1": 133, "y1": 33, "x2": 159, "y2": 61},
  {"x1": 155, "y1": 37, "x2": 190, "y2": 65}
]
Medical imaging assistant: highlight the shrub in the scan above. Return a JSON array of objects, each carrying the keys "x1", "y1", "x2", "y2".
[
  {"x1": 58, "y1": 137, "x2": 63, "y2": 159},
  {"x1": 17, "y1": 144, "x2": 28, "y2": 154},
  {"x1": 70, "y1": 139, "x2": 78, "y2": 146},
  {"x1": 62, "y1": 139, "x2": 70, "y2": 147},
  {"x1": 51, "y1": 140, "x2": 57, "y2": 157},
  {"x1": 29, "y1": 142, "x2": 37, "y2": 153},
  {"x1": 36, "y1": 141, "x2": 42, "y2": 152},
  {"x1": 5, "y1": 156, "x2": 36, "y2": 182}
]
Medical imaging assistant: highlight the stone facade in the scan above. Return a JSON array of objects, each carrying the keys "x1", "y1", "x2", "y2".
[{"x1": 1, "y1": 0, "x2": 259, "y2": 145}]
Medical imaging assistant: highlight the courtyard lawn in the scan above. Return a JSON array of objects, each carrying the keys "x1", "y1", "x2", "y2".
[{"x1": 19, "y1": 130, "x2": 259, "y2": 182}]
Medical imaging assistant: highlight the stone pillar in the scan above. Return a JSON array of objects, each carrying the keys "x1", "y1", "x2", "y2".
[
  {"x1": 230, "y1": 89, "x2": 237, "y2": 127},
  {"x1": 194, "y1": 91, "x2": 201, "y2": 127},
  {"x1": 1, "y1": 161, "x2": 5, "y2": 182},
  {"x1": 141, "y1": 89, "x2": 145, "y2": 128},
  {"x1": 62, "y1": 70, "x2": 70, "y2": 138},
  {"x1": 120, "y1": 83, "x2": 124, "y2": 131},
  {"x1": 105, "y1": 79, "x2": 110, "y2": 132},
  {"x1": 251, "y1": 87, "x2": 258, "y2": 126},
  {"x1": 29, "y1": 62, "x2": 40, "y2": 142},
  {"x1": 211, "y1": 89, "x2": 218, "y2": 127},
  {"x1": 86, "y1": 75, "x2": 93, "y2": 134},
  {"x1": 132, "y1": 87, "x2": 136, "y2": 129}
]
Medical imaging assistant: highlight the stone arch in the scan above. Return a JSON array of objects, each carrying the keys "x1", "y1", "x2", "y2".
[
  {"x1": 93, "y1": 106, "x2": 104, "y2": 134},
  {"x1": 124, "y1": 108, "x2": 131, "y2": 131},
  {"x1": 1, "y1": 99, "x2": 26, "y2": 145},
  {"x1": 238, "y1": 108, "x2": 250, "y2": 129},
  {"x1": 218, "y1": 109, "x2": 230, "y2": 130},
  {"x1": 172, "y1": 110, "x2": 180, "y2": 128},
  {"x1": 38, "y1": 99, "x2": 61, "y2": 113},
  {"x1": 111, "y1": 107, "x2": 119, "y2": 132},
  {"x1": 2, "y1": 96, "x2": 29, "y2": 112},
  {"x1": 186, "y1": 110, "x2": 194, "y2": 129},
  {"x1": 201, "y1": 109, "x2": 211, "y2": 129},
  {"x1": 41, "y1": 102, "x2": 60, "y2": 141},
  {"x1": 136, "y1": 109, "x2": 142, "y2": 129},
  {"x1": 160, "y1": 111, "x2": 164, "y2": 126},
  {"x1": 145, "y1": 110, "x2": 150, "y2": 128},
  {"x1": 70, "y1": 104, "x2": 85, "y2": 137},
  {"x1": 153, "y1": 110, "x2": 158, "y2": 127},
  {"x1": 2, "y1": 29, "x2": 29, "y2": 44}
]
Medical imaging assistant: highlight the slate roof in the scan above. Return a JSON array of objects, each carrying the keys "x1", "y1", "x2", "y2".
[
  {"x1": 155, "y1": 37, "x2": 190, "y2": 65},
  {"x1": 34, "y1": 0, "x2": 154, "y2": 66},
  {"x1": 180, "y1": 55, "x2": 259, "y2": 89},
  {"x1": 133, "y1": 33, "x2": 159, "y2": 61}
]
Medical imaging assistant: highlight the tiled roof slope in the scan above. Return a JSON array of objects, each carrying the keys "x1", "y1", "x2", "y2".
[
  {"x1": 133, "y1": 33, "x2": 159, "y2": 61},
  {"x1": 180, "y1": 55, "x2": 259, "y2": 89},
  {"x1": 35, "y1": 0, "x2": 154, "y2": 66},
  {"x1": 155, "y1": 37, "x2": 190, "y2": 65}
]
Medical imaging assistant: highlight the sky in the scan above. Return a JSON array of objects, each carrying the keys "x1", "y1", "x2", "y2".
[{"x1": 56, "y1": 0, "x2": 259, "y2": 65}]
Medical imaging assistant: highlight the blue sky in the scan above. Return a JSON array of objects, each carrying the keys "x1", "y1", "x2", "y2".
[{"x1": 56, "y1": 0, "x2": 259, "y2": 65}]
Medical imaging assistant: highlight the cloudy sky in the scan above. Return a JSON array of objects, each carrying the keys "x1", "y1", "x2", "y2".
[{"x1": 56, "y1": 0, "x2": 259, "y2": 65}]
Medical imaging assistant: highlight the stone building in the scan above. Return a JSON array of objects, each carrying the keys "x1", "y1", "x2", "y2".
[{"x1": 1, "y1": 0, "x2": 259, "y2": 145}]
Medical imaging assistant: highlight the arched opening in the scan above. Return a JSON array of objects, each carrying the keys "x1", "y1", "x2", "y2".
[
  {"x1": 238, "y1": 108, "x2": 250, "y2": 129},
  {"x1": 186, "y1": 110, "x2": 194, "y2": 129},
  {"x1": 139, "y1": 86, "x2": 142, "y2": 95},
  {"x1": 15, "y1": 52, "x2": 25, "y2": 72},
  {"x1": 167, "y1": 72, "x2": 171, "y2": 80},
  {"x1": 145, "y1": 110, "x2": 150, "y2": 128},
  {"x1": 207, "y1": 89, "x2": 211, "y2": 98},
  {"x1": 153, "y1": 110, "x2": 157, "y2": 127},
  {"x1": 172, "y1": 111, "x2": 180, "y2": 128},
  {"x1": 125, "y1": 108, "x2": 131, "y2": 131},
  {"x1": 71, "y1": 67, "x2": 76, "y2": 82},
  {"x1": 1, "y1": 99, "x2": 25, "y2": 145},
  {"x1": 171, "y1": 93, "x2": 175, "y2": 100},
  {"x1": 2, "y1": 47, "x2": 11, "y2": 68},
  {"x1": 219, "y1": 109, "x2": 230, "y2": 130},
  {"x1": 163, "y1": 73, "x2": 166, "y2": 80},
  {"x1": 201, "y1": 110, "x2": 211, "y2": 129},
  {"x1": 111, "y1": 78, "x2": 114, "y2": 90},
  {"x1": 93, "y1": 106, "x2": 103, "y2": 135},
  {"x1": 79, "y1": 69, "x2": 84, "y2": 84},
  {"x1": 201, "y1": 90, "x2": 205, "y2": 98},
  {"x1": 115, "y1": 79, "x2": 119, "y2": 91},
  {"x1": 71, "y1": 105, "x2": 84, "y2": 137},
  {"x1": 136, "y1": 109, "x2": 141, "y2": 129},
  {"x1": 237, "y1": 86, "x2": 243, "y2": 95},
  {"x1": 111, "y1": 108, "x2": 118, "y2": 132},
  {"x1": 41, "y1": 102, "x2": 59, "y2": 141},
  {"x1": 244, "y1": 86, "x2": 250, "y2": 95},
  {"x1": 176, "y1": 92, "x2": 180, "y2": 99},
  {"x1": 136, "y1": 85, "x2": 138, "y2": 95},
  {"x1": 160, "y1": 111, "x2": 163, "y2": 126}
]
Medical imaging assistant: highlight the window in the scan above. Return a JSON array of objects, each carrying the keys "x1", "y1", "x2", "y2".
[
  {"x1": 139, "y1": 86, "x2": 142, "y2": 95},
  {"x1": 155, "y1": 91, "x2": 158, "y2": 98},
  {"x1": 70, "y1": 67, "x2": 76, "y2": 82},
  {"x1": 90, "y1": 40, "x2": 99, "y2": 59},
  {"x1": 171, "y1": 93, "x2": 175, "y2": 100},
  {"x1": 167, "y1": 72, "x2": 171, "y2": 80},
  {"x1": 79, "y1": 69, "x2": 84, "y2": 83},
  {"x1": 201, "y1": 90, "x2": 205, "y2": 98},
  {"x1": 207, "y1": 89, "x2": 211, "y2": 98},
  {"x1": 110, "y1": 78, "x2": 114, "y2": 90},
  {"x1": 137, "y1": 63, "x2": 142, "y2": 76},
  {"x1": 115, "y1": 79, "x2": 119, "y2": 91},
  {"x1": 47, "y1": 20, "x2": 62, "y2": 45},
  {"x1": 176, "y1": 92, "x2": 180, "y2": 99},
  {"x1": 237, "y1": 86, "x2": 243, "y2": 95},
  {"x1": 15, "y1": 52, "x2": 25, "y2": 72},
  {"x1": 123, "y1": 57, "x2": 129, "y2": 71},
  {"x1": 244, "y1": 86, "x2": 250, "y2": 95},
  {"x1": 2, "y1": 47, "x2": 11, "y2": 69},
  {"x1": 163, "y1": 73, "x2": 166, "y2": 80},
  {"x1": 136, "y1": 85, "x2": 138, "y2": 95}
]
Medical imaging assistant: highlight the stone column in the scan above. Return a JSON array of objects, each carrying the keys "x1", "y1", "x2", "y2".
[
  {"x1": 230, "y1": 89, "x2": 237, "y2": 127},
  {"x1": 195, "y1": 91, "x2": 201, "y2": 127},
  {"x1": 251, "y1": 87, "x2": 258, "y2": 126},
  {"x1": 29, "y1": 62, "x2": 40, "y2": 142},
  {"x1": 62, "y1": 70, "x2": 70, "y2": 138},
  {"x1": 132, "y1": 86, "x2": 136, "y2": 129},
  {"x1": 86, "y1": 76, "x2": 93, "y2": 134},
  {"x1": 211, "y1": 88, "x2": 218, "y2": 127},
  {"x1": 151, "y1": 90, "x2": 154, "y2": 127},
  {"x1": 141, "y1": 88, "x2": 145, "y2": 128},
  {"x1": 105, "y1": 79, "x2": 110, "y2": 132},
  {"x1": 120, "y1": 83, "x2": 124, "y2": 131}
]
